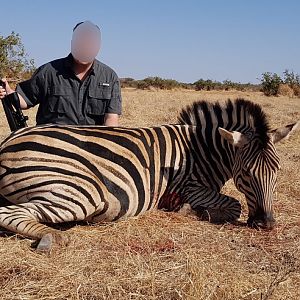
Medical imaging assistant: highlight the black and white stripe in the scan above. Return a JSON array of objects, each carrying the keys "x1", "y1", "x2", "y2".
[{"x1": 0, "y1": 98, "x2": 297, "y2": 249}]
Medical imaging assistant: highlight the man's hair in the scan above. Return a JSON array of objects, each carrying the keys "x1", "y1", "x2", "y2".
[{"x1": 73, "y1": 21, "x2": 100, "y2": 32}]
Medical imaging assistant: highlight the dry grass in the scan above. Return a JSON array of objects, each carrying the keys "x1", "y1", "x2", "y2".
[
  {"x1": 292, "y1": 85, "x2": 300, "y2": 97},
  {"x1": 278, "y1": 84, "x2": 294, "y2": 98},
  {"x1": 0, "y1": 89, "x2": 299, "y2": 300}
]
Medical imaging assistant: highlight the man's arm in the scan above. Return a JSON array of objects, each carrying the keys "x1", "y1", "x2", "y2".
[
  {"x1": 104, "y1": 113, "x2": 119, "y2": 126},
  {"x1": 103, "y1": 76, "x2": 122, "y2": 126},
  {"x1": 14, "y1": 93, "x2": 29, "y2": 109}
]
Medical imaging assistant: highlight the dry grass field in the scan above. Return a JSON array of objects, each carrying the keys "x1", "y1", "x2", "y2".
[{"x1": 0, "y1": 89, "x2": 299, "y2": 300}]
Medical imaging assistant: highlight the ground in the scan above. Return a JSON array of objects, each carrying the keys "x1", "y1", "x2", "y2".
[{"x1": 0, "y1": 89, "x2": 299, "y2": 300}]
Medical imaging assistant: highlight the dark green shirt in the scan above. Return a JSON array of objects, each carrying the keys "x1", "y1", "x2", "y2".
[{"x1": 16, "y1": 54, "x2": 122, "y2": 125}]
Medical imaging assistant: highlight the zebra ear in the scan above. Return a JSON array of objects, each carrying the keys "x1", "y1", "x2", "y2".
[
  {"x1": 218, "y1": 127, "x2": 250, "y2": 148},
  {"x1": 269, "y1": 121, "x2": 300, "y2": 144}
]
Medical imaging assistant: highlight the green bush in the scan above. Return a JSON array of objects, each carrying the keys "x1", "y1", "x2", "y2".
[
  {"x1": 222, "y1": 80, "x2": 236, "y2": 91},
  {"x1": 0, "y1": 32, "x2": 35, "y2": 80},
  {"x1": 260, "y1": 72, "x2": 282, "y2": 96},
  {"x1": 260, "y1": 70, "x2": 300, "y2": 97},
  {"x1": 194, "y1": 79, "x2": 220, "y2": 91},
  {"x1": 283, "y1": 70, "x2": 300, "y2": 86},
  {"x1": 142, "y1": 77, "x2": 180, "y2": 90},
  {"x1": 283, "y1": 70, "x2": 300, "y2": 96},
  {"x1": 136, "y1": 80, "x2": 151, "y2": 90}
]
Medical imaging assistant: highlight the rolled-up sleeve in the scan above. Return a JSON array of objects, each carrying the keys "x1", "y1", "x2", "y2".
[
  {"x1": 106, "y1": 78, "x2": 122, "y2": 115},
  {"x1": 16, "y1": 66, "x2": 45, "y2": 108}
]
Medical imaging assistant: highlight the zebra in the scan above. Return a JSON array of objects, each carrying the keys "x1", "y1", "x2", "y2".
[{"x1": 0, "y1": 99, "x2": 298, "y2": 251}]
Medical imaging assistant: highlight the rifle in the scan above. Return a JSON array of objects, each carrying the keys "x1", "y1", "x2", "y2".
[{"x1": 0, "y1": 80, "x2": 28, "y2": 132}]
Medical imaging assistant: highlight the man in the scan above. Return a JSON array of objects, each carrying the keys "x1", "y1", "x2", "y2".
[{"x1": 0, "y1": 21, "x2": 121, "y2": 126}]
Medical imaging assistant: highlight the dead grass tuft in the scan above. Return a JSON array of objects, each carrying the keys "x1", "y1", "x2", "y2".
[
  {"x1": 0, "y1": 89, "x2": 299, "y2": 299},
  {"x1": 278, "y1": 84, "x2": 294, "y2": 98},
  {"x1": 292, "y1": 84, "x2": 300, "y2": 97}
]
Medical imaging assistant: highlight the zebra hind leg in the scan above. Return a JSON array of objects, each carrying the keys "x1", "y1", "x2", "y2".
[{"x1": 0, "y1": 203, "x2": 72, "y2": 252}]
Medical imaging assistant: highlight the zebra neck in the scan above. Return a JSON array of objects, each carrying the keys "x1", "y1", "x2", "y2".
[{"x1": 188, "y1": 126, "x2": 236, "y2": 190}]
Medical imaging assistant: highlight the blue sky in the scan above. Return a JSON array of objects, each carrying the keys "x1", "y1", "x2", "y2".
[{"x1": 1, "y1": 0, "x2": 300, "y2": 83}]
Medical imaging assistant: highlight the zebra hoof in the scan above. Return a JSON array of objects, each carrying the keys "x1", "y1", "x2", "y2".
[
  {"x1": 36, "y1": 233, "x2": 54, "y2": 252},
  {"x1": 178, "y1": 203, "x2": 198, "y2": 217},
  {"x1": 36, "y1": 233, "x2": 69, "y2": 253}
]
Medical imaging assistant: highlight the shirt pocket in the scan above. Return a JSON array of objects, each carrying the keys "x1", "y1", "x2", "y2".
[
  {"x1": 48, "y1": 87, "x2": 71, "y2": 114},
  {"x1": 86, "y1": 85, "x2": 112, "y2": 115}
]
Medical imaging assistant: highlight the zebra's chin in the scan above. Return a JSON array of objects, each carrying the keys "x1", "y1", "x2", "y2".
[{"x1": 247, "y1": 216, "x2": 276, "y2": 230}]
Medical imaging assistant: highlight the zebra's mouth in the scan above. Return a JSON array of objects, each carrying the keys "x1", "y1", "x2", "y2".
[{"x1": 247, "y1": 216, "x2": 276, "y2": 230}]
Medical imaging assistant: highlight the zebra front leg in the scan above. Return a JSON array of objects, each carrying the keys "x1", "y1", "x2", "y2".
[
  {"x1": 0, "y1": 203, "x2": 71, "y2": 252},
  {"x1": 182, "y1": 185, "x2": 241, "y2": 223}
]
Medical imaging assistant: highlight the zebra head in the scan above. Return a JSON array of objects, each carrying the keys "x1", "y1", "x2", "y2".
[{"x1": 219, "y1": 122, "x2": 299, "y2": 230}]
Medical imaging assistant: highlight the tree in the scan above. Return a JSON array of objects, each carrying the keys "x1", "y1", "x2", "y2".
[
  {"x1": 260, "y1": 72, "x2": 282, "y2": 96},
  {"x1": 283, "y1": 69, "x2": 300, "y2": 86},
  {"x1": 0, "y1": 32, "x2": 35, "y2": 81}
]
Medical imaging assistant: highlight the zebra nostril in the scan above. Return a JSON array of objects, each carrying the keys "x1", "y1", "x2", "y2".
[
  {"x1": 264, "y1": 218, "x2": 276, "y2": 230},
  {"x1": 247, "y1": 216, "x2": 275, "y2": 230}
]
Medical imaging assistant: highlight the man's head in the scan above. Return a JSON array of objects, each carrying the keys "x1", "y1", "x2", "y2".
[{"x1": 71, "y1": 21, "x2": 101, "y2": 64}]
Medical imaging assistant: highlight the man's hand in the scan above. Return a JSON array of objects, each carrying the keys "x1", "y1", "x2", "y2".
[
  {"x1": 104, "y1": 113, "x2": 119, "y2": 126},
  {"x1": 0, "y1": 78, "x2": 28, "y2": 109},
  {"x1": 0, "y1": 78, "x2": 15, "y2": 100}
]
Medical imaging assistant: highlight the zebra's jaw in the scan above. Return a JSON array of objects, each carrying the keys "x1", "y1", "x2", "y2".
[{"x1": 247, "y1": 212, "x2": 275, "y2": 230}]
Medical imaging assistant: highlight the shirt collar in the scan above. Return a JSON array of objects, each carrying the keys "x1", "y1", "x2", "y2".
[{"x1": 65, "y1": 53, "x2": 96, "y2": 76}]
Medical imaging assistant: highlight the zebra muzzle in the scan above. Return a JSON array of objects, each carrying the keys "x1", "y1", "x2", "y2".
[{"x1": 247, "y1": 215, "x2": 276, "y2": 230}]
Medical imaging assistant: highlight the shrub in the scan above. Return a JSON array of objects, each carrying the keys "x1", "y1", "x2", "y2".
[
  {"x1": 223, "y1": 80, "x2": 236, "y2": 91},
  {"x1": 0, "y1": 32, "x2": 35, "y2": 80},
  {"x1": 136, "y1": 80, "x2": 151, "y2": 90},
  {"x1": 282, "y1": 70, "x2": 300, "y2": 97},
  {"x1": 120, "y1": 78, "x2": 136, "y2": 88},
  {"x1": 143, "y1": 77, "x2": 180, "y2": 90},
  {"x1": 283, "y1": 70, "x2": 300, "y2": 86},
  {"x1": 260, "y1": 72, "x2": 282, "y2": 96},
  {"x1": 194, "y1": 79, "x2": 206, "y2": 91},
  {"x1": 194, "y1": 79, "x2": 220, "y2": 91}
]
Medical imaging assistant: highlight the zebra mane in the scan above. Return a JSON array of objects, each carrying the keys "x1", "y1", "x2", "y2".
[{"x1": 178, "y1": 98, "x2": 271, "y2": 148}]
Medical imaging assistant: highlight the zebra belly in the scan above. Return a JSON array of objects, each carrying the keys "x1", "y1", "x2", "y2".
[
  {"x1": 0, "y1": 174, "x2": 102, "y2": 219},
  {"x1": 0, "y1": 127, "x2": 168, "y2": 224},
  {"x1": 0, "y1": 161, "x2": 156, "y2": 223}
]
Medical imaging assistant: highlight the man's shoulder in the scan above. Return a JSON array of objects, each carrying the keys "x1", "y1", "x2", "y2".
[
  {"x1": 94, "y1": 60, "x2": 119, "y2": 79},
  {"x1": 34, "y1": 57, "x2": 68, "y2": 75},
  {"x1": 48, "y1": 56, "x2": 70, "y2": 71}
]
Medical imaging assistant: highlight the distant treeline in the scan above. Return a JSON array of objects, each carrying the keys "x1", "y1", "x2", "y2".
[
  {"x1": 121, "y1": 70, "x2": 300, "y2": 98},
  {"x1": 120, "y1": 77, "x2": 261, "y2": 92}
]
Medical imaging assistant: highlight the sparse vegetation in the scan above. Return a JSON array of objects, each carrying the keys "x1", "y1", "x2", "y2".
[
  {"x1": 261, "y1": 70, "x2": 300, "y2": 97},
  {"x1": 260, "y1": 72, "x2": 283, "y2": 96},
  {"x1": 121, "y1": 76, "x2": 261, "y2": 93},
  {"x1": 0, "y1": 89, "x2": 299, "y2": 299},
  {"x1": 121, "y1": 76, "x2": 183, "y2": 90}
]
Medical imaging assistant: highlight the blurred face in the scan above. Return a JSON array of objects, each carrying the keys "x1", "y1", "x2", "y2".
[{"x1": 71, "y1": 21, "x2": 101, "y2": 64}]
